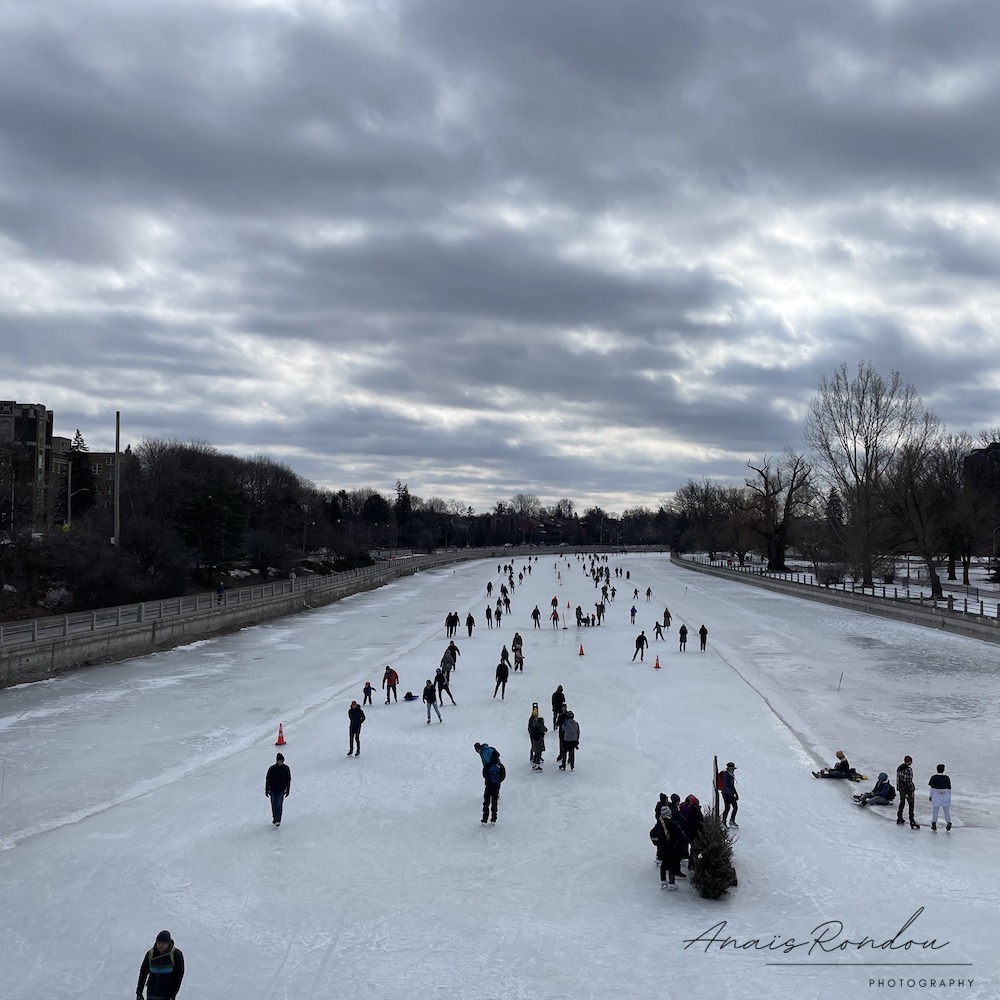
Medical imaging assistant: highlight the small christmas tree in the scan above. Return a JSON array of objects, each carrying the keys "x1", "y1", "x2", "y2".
[{"x1": 690, "y1": 809, "x2": 738, "y2": 899}]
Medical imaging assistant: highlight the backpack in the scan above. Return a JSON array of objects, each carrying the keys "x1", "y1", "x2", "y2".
[
  {"x1": 716, "y1": 771, "x2": 725, "y2": 791},
  {"x1": 885, "y1": 785, "x2": 896, "y2": 801},
  {"x1": 487, "y1": 761, "x2": 505, "y2": 785}
]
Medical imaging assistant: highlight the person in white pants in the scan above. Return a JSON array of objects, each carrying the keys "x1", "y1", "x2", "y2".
[{"x1": 928, "y1": 764, "x2": 953, "y2": 831}]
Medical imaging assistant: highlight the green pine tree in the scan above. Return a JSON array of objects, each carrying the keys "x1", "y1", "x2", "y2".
[{"x1": 690, "y1": 809, "x2": 738, "y2": 899}]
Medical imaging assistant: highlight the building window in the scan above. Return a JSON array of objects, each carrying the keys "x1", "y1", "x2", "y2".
[
  {"x1": 92, "y1": 464, "x2": 102, "y2": 476},
  {"x1": 105, "y1": 456, "x2": 115, "y2": 467}
]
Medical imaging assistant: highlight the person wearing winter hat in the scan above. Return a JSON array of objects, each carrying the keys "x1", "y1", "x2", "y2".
[
  {"x1": 481, "y1": 747, "x2": 506, "y2": 824},
  {"x1": 137, "y1": 930, "x2": 184, "y2": 1000},
  {"x1": 559, "y1": 711, "x2": 580, "y2": 771},
  {"x1": 264, "y1": 752, "x2": 291, "y2": 827},
  {"x1": 347, "y1": 700, "x2": 366, "y2": 756},
  {"x1": 720, "y1": 762, "x2": 739, "y2": 828},
  {"x1": 813, "y1": 750, "x2": 853, "y2": 779},
  {"x1": 527, "y1": 705, "x2": 547, "y2": 771},
  {"x1": 854, "y1": 772, "x2": 894, "y2": 806}
]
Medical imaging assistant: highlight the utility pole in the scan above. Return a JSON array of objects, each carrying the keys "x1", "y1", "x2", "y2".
[{"x1": 113, "y1": 411, "x2": 121, "y2": 553}]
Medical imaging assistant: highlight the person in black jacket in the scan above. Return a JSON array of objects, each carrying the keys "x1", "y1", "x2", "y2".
[
  {"x1": 423, "y1": 679, "x2": 442, "y2": 723},
  {"x1": 550, "y1": 685, "x2": 565, "y2": 729},
  {"x1": 347, "y1": 700, "x2": 366, "y2": 756},
  {"x1": 137, "y1": 930, "x2": 184, "y2": 1000},
  {"x1": 264, "y1": 753, "x2": 291, "y2": 826},
  {"x1": 493, "y1": 659, "x2": 510, "y2": 700},
  {"x1": 481, "y1": 748, "x2": 506, "y2": 824},
  {"x1": 813, "y1": 750, "x2": 853, "y2": 779},
  {"x1": 649, "y1": 812, "x2": 687, "y2": 891}
]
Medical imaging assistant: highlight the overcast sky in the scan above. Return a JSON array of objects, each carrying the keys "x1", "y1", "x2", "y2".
[{"x1": 2, "y1": 0, "x2": 999, "y2": 514}]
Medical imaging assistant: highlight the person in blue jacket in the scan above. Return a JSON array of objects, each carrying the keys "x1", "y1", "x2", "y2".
[
  {"x1": 854, "y1": 772, "x2": 894, "y2": 807},
  {"x1": 479, "y1": 745, "x2": 506, "y2": 824}
]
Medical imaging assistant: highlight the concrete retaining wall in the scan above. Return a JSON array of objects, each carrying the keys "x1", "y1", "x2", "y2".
[
  {"x1": 0, "y1": 554, "x2": 460, "y2": 688},
  {"x1": 671, "y1": 555, "x2": 1000, "y2": 645}
]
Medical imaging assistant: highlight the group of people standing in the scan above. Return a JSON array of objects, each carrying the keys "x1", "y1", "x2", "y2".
[
  {"x1": 815, "y1": 750, "x2": 957, "y2": 831},
  {"x1": 649, "y1": 791, "x2": 706, "y2": 890}
]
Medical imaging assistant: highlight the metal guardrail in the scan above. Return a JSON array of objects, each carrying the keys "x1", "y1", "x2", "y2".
[
  {"x1": 0, "y1": 543, "x2": 661, "y2": 651},
  {"x1": 684, "y1": 555, "x2": 1000, "y2": 621},
  {"x1": 0, "y1": 554, "x2": 449, "y2": 650}
]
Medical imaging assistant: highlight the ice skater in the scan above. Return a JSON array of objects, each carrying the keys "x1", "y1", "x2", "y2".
[
  {"x1": 719, "y1": 761, "x2": 739, "y2": 828},
  {"x1": 347, "y1": 700, "x2": 366, "y2": 756},
  {"x1": 678, "y1": 624, "x2": 688, "y2": 651},
  {"x1": 558, "y1": 711, "x2": 579, "y2": 770},
  {"x1": 896, "y1": 755, "x2": 919, "y2": 828},
  {"x1": 423, "y1": 678, "x2": 443, "y2": 723},
  {"x1": 528, "y1": 705, "x2": 547, "y2": 771},
  {"x1": 362, "y1": 681, "x2": 374, "y2": 706},
  {"x1": 137, "y1": 930, "x2": 184, "y2": 1000},
  {"x1": 265, "y1": 752, "x2": 291, "y2": 826},
  {"x1": 698, "y1": 624, "x2": 708, "y2": 651},
  {"x1": 382, "y1": 665, "x2": 399, "y2": 703},
  {"x1": 632, "y1": 630, "x2": 649, "y2": 661},
  {"x1": 494, "y1": 658, "x2": 509, "y2": 700},
  {"x1": 928, "y1": 764, "x2": 952, "y2": 831},
  {"x1": 479, "y1": 745, "x2": 506, "y2": 824}
]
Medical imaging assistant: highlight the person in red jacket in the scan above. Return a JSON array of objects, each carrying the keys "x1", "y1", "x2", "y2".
[{"x1": 382, "y1": 665, "x2": 399, "y2": 704}]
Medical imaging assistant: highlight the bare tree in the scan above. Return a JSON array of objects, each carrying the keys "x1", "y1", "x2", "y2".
[
  {"x1": 745, "y1": 451, "x2": 814, "y2": 571},
  {"x1": 876, "y1": 409, "x2": 945, "y2": 595},
  {"x1": 510, "y1": 493, "x2": 542, "y2": 517},
  {"x1": 804, "y1": 363, "x2": 925, "y2": 587}
]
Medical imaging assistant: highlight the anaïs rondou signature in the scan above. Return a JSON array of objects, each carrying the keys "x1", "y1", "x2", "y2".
[{"x1": 682, "y1": 907, "x2": 953, "y2": 959}]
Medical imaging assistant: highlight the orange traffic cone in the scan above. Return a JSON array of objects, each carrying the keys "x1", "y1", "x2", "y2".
[
  {"x1": 579, "y1": 644, "x2": 585, "y2": 656},
  {"x1": 654, "y1": 656, "x2": 661, "y2": 670},
  {"x1": 275, "y1": 723, "x2": 286, "y2": 746}
]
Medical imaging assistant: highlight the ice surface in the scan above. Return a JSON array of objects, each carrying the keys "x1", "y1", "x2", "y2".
[{"x1": 0, "y1": 555, "x2": 997, "y2": 999}]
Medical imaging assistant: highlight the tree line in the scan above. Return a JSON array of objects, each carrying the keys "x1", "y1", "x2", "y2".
[
  {"x1": 670, "y1": 362, "x2": 1000, "y2": 597},
  {"x1": 0, "y1": 439, "x2": 680, "y2": 619}
]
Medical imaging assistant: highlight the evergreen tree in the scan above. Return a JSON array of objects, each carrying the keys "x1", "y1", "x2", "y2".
[
  {"x1": 68, "y1": 430, "x2": 97, "y2": 521},
  {"x1": 690, "y1": 809, "x2": 738, "y2": 899}
]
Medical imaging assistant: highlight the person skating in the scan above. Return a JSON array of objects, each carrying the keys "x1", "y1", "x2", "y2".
[
  {"x1": 653, "y1": 622, "x2": 664, "y2": 641},
  {"x1": 435, "y1": 667, "x2": 456, "y2": 706},
  {"x1": 423, "y1": 679, "x2": 443, "y2": 723},
  {"x1": 632, "y1": 631, "x2": 649, "y2": 661},
  {"x1": 645, "y1": 587, "x2": 652, "y2": 602},
  {"x1": 663, "y1": 607, "x2": 672, "y2": 629},
  {"x1": 554, "y1": 702, "x2": 571, "y2": 765},
  {"x1": 445, "y1": 640, "x2": 461, "y2": 667},
  {"x1": 550, "y1": 685, "x2": 565, "y2": 729},
  {"x1": 480, "y1": 746, "x2": 506, "y2": 824},
  {"x1": 550, "y1": 608, "x2": 560, "y2": 628},
  {"x1": 264, "y1": 752, "x2": 291, "y2": 826},
  {"x1": 558, "y1": 711, "x2": 580, "y2": 770},
  {"x1": 698, "y1": 624, "x2": 708, "y2": 651},
  {"x1": 362, "y1": 681, "x2": 375, "y2": 706},
  {"x1": 678, "y1": 624, "x2": 688, "y2": 651},
  {"x1": 466, "y1": 612, "x2": 476, "y2": 637},
  {"x1": 630, "y1": 605, "x2": 638, "y2": 624},
  {"x1": 347, "y1": 700, "x2": 366, "y2": 756},
  {"x1": 382, "y1": 665, "x2": 399, "y2": 704},
  {"x1": 494, "y1": 659, "x2": 509, "y2": 700},
  {"x1": 499, "y1": 645, "x2": 511, "y2": 669},
  {"x1": 531, "y1": 605, "x2": 542, "y2": 628},
  {"x1": 896, "y1": 755, "x2": 919, "y2": 828},
  {"x1": 719, "y1": 761, "x2": 739, "y2": 827},
  {"x1": 928, "y1": 764, "x2": 953, "y2": 831},
  {"x1": 137, "y1": 930, "x2": 184, "y2": 1000},
  {"x1": 486, "y1": 605, "x2": 493, "y2": 629},
  {"x1": 528, "y1": 706, "x2": 547, "y2": 771}
]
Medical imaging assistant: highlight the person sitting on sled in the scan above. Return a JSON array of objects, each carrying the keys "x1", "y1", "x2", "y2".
[{"x1": 813, "y1": 750, "x2": 857, "y2": 779}]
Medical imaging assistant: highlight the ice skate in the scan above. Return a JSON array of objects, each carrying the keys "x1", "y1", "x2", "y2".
[{"x1": 946, "y1": 822, "x2": 952, "y2": 831}]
